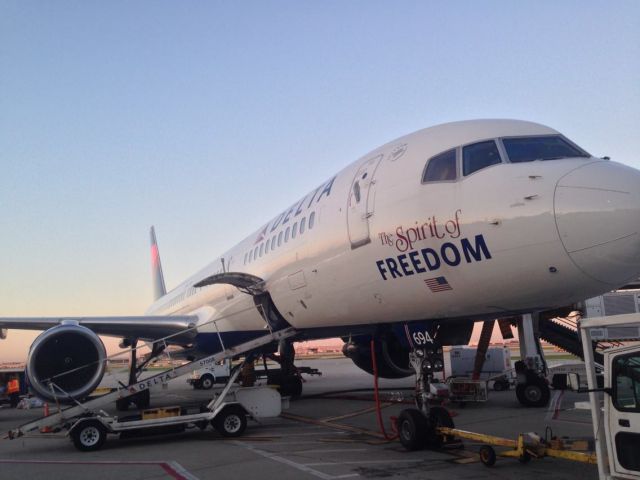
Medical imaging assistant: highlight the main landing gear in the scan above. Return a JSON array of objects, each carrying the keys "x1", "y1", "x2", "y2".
[
  {"x1": 514, "y1": 314, "x2": 550, "y2": 407},
  {"x1": 265, "y1": 340, "x2": 303, "y2": 398},
  {"x1": 397, "y1": 345, "x2": 455, "y2": 451},
  {"x1": 116, "y1": 339, "x2": 165, "y2": 411}
]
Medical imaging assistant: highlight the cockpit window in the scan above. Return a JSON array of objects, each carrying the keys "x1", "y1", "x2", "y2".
[
  {"x1": 463, "y1": 140, "x2": 502, "y2": 176},
  {"x1": 422, "y1": 149, "x2": 457, "y2": 182},
  {"x1": 502, "y1": 135, "x2": 589, "y2": 163}
]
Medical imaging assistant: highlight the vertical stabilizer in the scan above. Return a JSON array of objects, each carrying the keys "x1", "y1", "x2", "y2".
[{"x1": 150, "y1": 226, "x2": 167, "y2": 300}]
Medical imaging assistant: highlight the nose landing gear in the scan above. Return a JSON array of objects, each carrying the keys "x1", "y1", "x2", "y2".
[
  {"x1": 515, "y1": 314, "x2": 551, "y2": 407},
  {"x1": 396, "y1": 345, "x2": 455, "y2": 450}
]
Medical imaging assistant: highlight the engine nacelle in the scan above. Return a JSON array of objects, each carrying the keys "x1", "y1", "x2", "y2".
[
  {"x1": 27, "y1": 323, "x2": 106, "y2": 402},
  {"x1": 343, "y1": 334, "x2": 414, "y2": 378},
  {"x1": 343, "y1": 320, "x2": 475, "y2": 378}
]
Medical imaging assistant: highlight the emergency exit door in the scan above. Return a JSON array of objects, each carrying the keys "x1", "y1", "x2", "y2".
[{"x1": 347, "y1": 154, "x2": 383, "y2": 249}]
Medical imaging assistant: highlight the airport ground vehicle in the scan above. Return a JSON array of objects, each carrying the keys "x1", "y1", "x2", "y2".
[
  {"x1": 6, "y1": 326, "x2": 296, "y2": 451},
  {"x1": 187, "y1": 359, "x2": 231, "y2": 390},
  {"x1": 575, "y1": 313, "x2": 640, "y2": 480}
]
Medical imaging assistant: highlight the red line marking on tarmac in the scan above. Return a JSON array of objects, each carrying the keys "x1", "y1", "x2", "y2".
[{"x1": 0, "y1": 459, "x2": 193, "y2": 480}]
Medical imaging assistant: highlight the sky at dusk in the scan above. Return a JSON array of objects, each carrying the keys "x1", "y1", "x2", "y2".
[{"x1": 1, "y1": 1, "x2": 639, "y2": 361}]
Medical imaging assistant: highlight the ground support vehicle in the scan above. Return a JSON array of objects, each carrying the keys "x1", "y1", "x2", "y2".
[
  {"x1": 69, "y1": 378, "x2": 282, "y2": 451},
  {"x1": 6, "y1": 327, "x2": 297, "y2": 451},
  {"x1": 437, "y1": 427, "x2": 597, "y2": 467},
  {"x1": 187, "y1": 359, "x2": 231, "y2": 390},
  {"x1": 577, "y1": 313, "x2": 640, "y2": 480}
]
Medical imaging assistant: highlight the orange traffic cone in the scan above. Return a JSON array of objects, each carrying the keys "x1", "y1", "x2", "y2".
[{"x1": 40, "y1": 403, "x2": 52, "y2": 433}]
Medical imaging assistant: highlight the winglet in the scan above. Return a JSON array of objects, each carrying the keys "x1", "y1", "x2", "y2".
[{"x1": 150, "y1": 226, "x2": 167, "y2": 300}]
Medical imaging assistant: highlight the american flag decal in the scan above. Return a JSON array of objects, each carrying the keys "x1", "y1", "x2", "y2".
[{"x1": 425, "y1": 276, "x2": 452, "y2": 293}]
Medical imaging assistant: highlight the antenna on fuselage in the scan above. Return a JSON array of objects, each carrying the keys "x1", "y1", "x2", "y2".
[{"x1": 150, "y1": 226, "x2": 167, "y2": 300}]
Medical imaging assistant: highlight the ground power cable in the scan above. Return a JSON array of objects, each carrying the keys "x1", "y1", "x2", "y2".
[{"x1": 370, "y1": 339, "x2": 399, "y2": 441}]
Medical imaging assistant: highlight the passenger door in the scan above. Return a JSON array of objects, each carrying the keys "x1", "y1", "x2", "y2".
[
  {"x1": 347, "y1": 154, "x2": 383, "y2": 249},
  {"x1": 605, "y1": 346, "x2": 640, "y2": 476}
]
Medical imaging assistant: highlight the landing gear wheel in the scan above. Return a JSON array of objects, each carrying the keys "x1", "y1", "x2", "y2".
[
  {"x1": 200, "y1": 375, "x2": 214, "y2": 390},
  {"x1": 424, "y1": 406, "x2": 454, "y2": 449},
  {"x1": 479, "y1": 445, "x2": 497, "y2": 466},
  {"x1": 213, "y1": 405, "x2": 247, "y2": 437},
  {"x1": 493, "y1": 379, "x2": 509, "y2": 391},
  {"x1": 397, "y1": 408, "x2": 427, "y2": 451},
  {"x1": 71, "y1": 420, "x2": 107, "y2": 452},
  {"x1": 516, "y1": 378, "x2": 550, "y2": 407}
]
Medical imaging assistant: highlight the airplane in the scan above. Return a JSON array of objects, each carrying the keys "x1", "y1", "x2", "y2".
[{"x1": 1, "y1": 119, "x2": 639, "y2": 415}]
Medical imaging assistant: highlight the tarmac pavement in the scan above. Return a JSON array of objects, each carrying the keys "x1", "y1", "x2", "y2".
[{"x1": 0, "y1": 357, "x2": 598, "y2": 479}]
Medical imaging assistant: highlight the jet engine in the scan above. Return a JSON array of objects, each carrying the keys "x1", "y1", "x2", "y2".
[
  {"x1": 343, "y1": 333, "x2": 414, "y2": 378},
  {"x1": 26, "y1": 323, "x2": 107, "y2": 402},
  {"x1": 343, "y1": 321, "x2": 475, "y2": 379}
]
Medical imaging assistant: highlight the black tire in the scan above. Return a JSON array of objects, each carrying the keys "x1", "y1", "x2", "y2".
[
  {"x1": 397, "y1": 408, "x2": 428, "y2": 451},
  {"x1": 213, "y1": 405, "x2": 247, "y2": 437},
  {"x1": 519, "y1": 452, "x2": 531, "y2": 464},
  {"x1": 493, "y1": 379, "x2": 509, "y2": 391},
  {"x1": 479, "y1": 445, "x2": 497, "y2": 466},
  {"x1": 116, "y1": 398, "x2": 130, "y2": 411},
  {"x1": 71, "y1": 420, "x2": 107, "y2": 452},
  {"x1": 425, "y1": 406, "x2": 454, "y2": 449},
  {"x1": 516, "y1": 378, "x2": 550, "y2": 407},
  {"x1": 200, "y1": 375, "x2": 214, "y2": 390}
]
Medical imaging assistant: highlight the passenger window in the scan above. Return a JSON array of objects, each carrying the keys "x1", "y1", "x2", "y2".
[
  {"x1": 309, "y1": 211, "x2": 315, "y2": 229},
  {"x1": 285, "y1": 227, "x2": 290, "y2": 242},
  {"x1": 278, "y1": 231, "x2": 283, "y2": 246},
  {"x1": 253, "y1": 246, "x2": 258, "y2": 259},
  {"x1": 292, "y1": 222, "x2": 298, "y2": 239},
  {"x1": 353, "y1": 181, "x2": 361, "y2": 203},
  {"x1": 422, "y1": 149, "x2": 456, "y2": 182},
  {"x1": 300, "y1": 217, "x2": 306, "y2": 234},
  {"x1": 265, "y1": 239, "x2": 270, "y2": 254},
  {"x1": 463, "y1": 140, "x2": 502, "y2": 176},
  {"x1": 259, "y1": 243, "x2": 264, "y2": 257},
  {"x1": 271, "y1": 236, "x2": 277, "y2": 250}
]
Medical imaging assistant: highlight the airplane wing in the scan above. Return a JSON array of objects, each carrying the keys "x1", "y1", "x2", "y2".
[{"x1": 0, "y1": 315, "x2": 198, "y2": 344}]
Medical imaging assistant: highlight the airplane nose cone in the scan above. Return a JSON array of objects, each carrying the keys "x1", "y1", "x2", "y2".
[{"x1": 555, "y1": 160, "x2": 640, "y2": 286}]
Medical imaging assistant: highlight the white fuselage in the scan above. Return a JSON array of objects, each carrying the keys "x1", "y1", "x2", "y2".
[{"x1": 146, "y1": 120, "x2": 640, "y2": 341}]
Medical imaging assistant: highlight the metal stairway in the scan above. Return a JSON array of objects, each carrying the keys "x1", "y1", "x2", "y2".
[
  {"x1": 537, "y1": 315, "x2": 625, "y2": 366},
  {"x1": 10, "y1": 326, "x2": 297, "y2": 437}
]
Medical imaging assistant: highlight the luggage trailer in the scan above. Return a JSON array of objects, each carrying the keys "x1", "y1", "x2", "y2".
[{"x1": 6, "y1": 326, "x2": 297, "y2": 451}]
